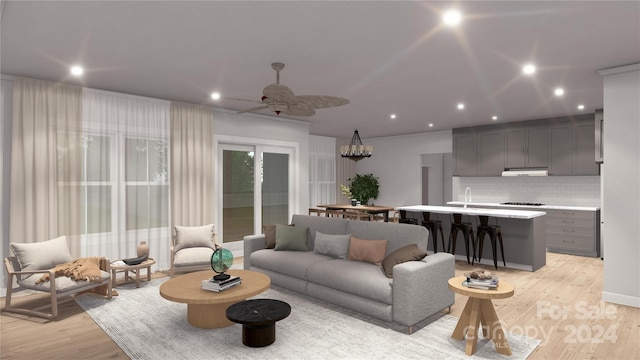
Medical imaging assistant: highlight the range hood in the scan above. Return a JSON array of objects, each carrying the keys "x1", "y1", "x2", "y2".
[{"x1": 501, "y1": 168, "x2": 549, "y2": 177}]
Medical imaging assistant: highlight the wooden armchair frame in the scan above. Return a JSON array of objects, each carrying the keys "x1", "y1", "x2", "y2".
[{"x1": 3, "y1": 256, "x2": 113, "y2": 320}]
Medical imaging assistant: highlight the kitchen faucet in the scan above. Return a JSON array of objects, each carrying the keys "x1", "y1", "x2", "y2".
[{"x1": 464, "y1": 187, "x2": 472, "y2": 208}]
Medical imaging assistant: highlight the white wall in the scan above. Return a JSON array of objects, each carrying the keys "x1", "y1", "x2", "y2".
[
  {"x1": 600, "y1": 64, "x2": 640, "y2": 308},
  {"x1": 355, "y1": 130, "x2": 452, "y2": 207}
]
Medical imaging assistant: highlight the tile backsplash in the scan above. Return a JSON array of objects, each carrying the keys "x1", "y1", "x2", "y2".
[{"x1": 453, "y1": 176, "x2": 600, "y2": 207}]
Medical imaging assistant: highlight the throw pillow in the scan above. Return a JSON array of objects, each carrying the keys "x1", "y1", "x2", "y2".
[
  {"x1": 263, "y1": 224, "x2": 294, "y2": 249},
  {"x1": 10, "y1": 235, "x2": 73, "y2": 271},
  {"x1": 274, "y1": 224, "x2": 309, "y2": 251},
  {"x1": 174, "y1": 224, "x2": 215, "y2": 252},
  {"x1": 381, "y1": 244, "x2": 428, "y2": 278},
  {"x1": 347, "y1": 237, "x2": 388, "y2": 266},
  {"x1": 313, "y1": 231, "x2": 351, "y2": 258}
]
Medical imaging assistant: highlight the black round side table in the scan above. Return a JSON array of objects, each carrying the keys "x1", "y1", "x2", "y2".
[{"x1": 226, "y1": 299, "x2": 291, "y2": 347}]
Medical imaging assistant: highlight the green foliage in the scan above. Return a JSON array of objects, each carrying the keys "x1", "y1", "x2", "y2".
[{"x1": 349, "y1": 173, "x2": 379, "y2": 205}]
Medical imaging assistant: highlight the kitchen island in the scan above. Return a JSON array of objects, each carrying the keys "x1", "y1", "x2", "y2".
[{"x1": 396, "y1": 205, "x2": 546, "y2": 271}]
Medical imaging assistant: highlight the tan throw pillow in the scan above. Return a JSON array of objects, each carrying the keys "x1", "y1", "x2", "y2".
[
  {"x1": 381, "y1": 244, "x2": 428, "y2": 278},
  {"x1": 263, "y1": 224, "x2": 294, "y2": 249},
  {"x1": 10, "y1": 235, "x2": 73, "y2": 271},
  {"x1": 347, "y1": 237, "x2": 388, "y2": 266},
  {"x1": 174, "y1": 224, "x2": 215, "y2": 252}
]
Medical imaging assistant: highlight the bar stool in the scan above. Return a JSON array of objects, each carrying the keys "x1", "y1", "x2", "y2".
[
  {"x1": 448, "y1": 213, "x2": 476, "y2": 264},
  {"x1": 476, "y1": 216, "x2": 506, "y2": 269},
  {"x1": 421, "y1": 212, "x2": 446, "y2": 253},
  {"x1": 397, "y1": 210, "x2": 419, "y2": 225}
]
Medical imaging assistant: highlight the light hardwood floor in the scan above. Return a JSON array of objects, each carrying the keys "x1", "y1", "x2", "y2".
[{"x1": 1, "y1": 252, "x2": 638, "y2": 359}]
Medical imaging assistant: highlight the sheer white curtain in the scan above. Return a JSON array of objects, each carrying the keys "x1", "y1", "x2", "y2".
[
  {"x1": 81, "y1": 88, "x2": 171, "y2": 269},
  {"x1": 309, "y1": 135, "x2": 336, "y2": 207},
  {"x1": 170, "y1": 102, "x2": 215, "y2": 228},
  {"x1": 10, "y1": 77, "x2": 83, "y2": 253}
]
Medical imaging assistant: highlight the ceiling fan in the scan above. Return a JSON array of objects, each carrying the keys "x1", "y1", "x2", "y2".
[{"x1": 236, "y1": 63, "x2": 350, "y2": 116}]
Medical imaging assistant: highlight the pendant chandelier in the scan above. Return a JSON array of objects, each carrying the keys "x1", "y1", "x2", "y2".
[{"x1": 340, "y1": 129, "x2": 373, "y2": 161}]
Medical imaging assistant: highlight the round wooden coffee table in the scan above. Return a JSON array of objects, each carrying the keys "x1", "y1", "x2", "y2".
[
  {"x1": 159, "y1": 269, "x2": 270, "y2": 329},
  {"x1": 448, "y1": 276, "x2": 515, "y2": 356}
]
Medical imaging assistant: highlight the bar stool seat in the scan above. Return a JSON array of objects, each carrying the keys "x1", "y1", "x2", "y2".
[
  {"x1": 421, "y1": 212, "x2": 446, "y2": 253},
  {"x1": 476, "y1": 216, "x2": 506, "y2": 269},
  {"x1": 448, "y1": 214, "x2": 476, "y2": 264}
]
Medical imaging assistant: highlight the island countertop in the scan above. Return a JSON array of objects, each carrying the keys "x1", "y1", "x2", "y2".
[{"x1": 395, "y1": 205, "x2": 546, "y2": 219}]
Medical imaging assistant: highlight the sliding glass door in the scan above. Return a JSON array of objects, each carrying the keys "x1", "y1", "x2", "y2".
[{"x1": 219, "y1": 143, "x2": 294, "y2": 250}]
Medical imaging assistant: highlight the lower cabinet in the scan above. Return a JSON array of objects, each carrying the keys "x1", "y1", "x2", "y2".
[{"x1": 545, "y1": 209, "x2": 600, "y2": 257}]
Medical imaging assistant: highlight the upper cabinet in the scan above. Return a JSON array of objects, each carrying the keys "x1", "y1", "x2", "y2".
[
  {"x1": 548, "y1": 116, "x2": 599, "y2": 175},
  {"x1": 453, "y1": 127, "x2": 505, "y2": 176},
  {"x1": 505, "y1": 126, "x2": 548, "y2": 169},
  {"x1": 453, "y1": 113, "x2": 599, "y2": 177}
]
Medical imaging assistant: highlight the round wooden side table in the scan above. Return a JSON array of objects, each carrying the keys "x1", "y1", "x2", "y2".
[
  {"x1": 448, "y1": 276, "x2": 515, "y2": 356},
  {"x1": 110, "y1": 258, "x2": 156, "y2": 288}
]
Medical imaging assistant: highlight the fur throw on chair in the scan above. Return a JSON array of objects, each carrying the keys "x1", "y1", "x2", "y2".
[{"x1": 36, "y1": 256, "x2": 104, "y2": 284}]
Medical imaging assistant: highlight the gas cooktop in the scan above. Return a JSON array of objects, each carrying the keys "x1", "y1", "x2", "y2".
[{"x1": 501, "y1": 202, "x2": 545, "y2": 206}]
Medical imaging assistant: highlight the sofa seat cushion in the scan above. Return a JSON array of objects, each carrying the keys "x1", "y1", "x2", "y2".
[
  {"x1": 19, "y1": 270, "x2": 110, "y2": 292},
  {"x1": 307, "y1": 259, "x2": 392, "y2": 305},
  {"x1": 173, "y1": 247, "x2": 214, "y2": 267},
  {"x1": 251, "y1": 249, "x2": 331, "y2": 281}
]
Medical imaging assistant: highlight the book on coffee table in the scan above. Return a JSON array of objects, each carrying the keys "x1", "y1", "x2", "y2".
[{"x1": 201, "y1": 276, "x2": 241, "y2": 292}]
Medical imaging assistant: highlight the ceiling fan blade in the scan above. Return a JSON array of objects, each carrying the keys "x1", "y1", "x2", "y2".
[
  {"x1": 237, "y1": 105, "x2": 268, "y2": 114},
  {"x1": 297, "y1": 95, "x2": 350, "y2": 109},
  {"x1": 282, "y1": 103, "x2": 315, "y2": 116},
  {"x1": 224, "y1": 97, "x2": 262, "y2": 103}
]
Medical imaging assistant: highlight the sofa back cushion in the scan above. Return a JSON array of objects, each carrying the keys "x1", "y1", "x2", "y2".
[
  {"x1": 291, "y1": 215, "x2": 349, "y2": 250},
  {"x1": 346, "y1": 220, "x2": 428, "y2": 255}
]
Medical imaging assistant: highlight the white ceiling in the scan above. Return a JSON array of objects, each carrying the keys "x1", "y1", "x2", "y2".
[{"x1": 1, "y1": 1, "x2": 639, "y2": 139}]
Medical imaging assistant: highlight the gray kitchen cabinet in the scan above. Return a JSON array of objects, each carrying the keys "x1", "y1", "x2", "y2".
[
  {"x1": 453, "y1": 131, "x2": 477, "y2": 176},
  {"x1": 549, "y1": 118, "x2": 599, "y2": 175},
  {"x1": 505, "y1": 126, "x2": 548, "y2": 169},
  {"x1": 546, "y1": 209, "x2": 600, "y2": 257},
  {"x1": 477, "y1": 130, "x2": 505, "y2": 176}
]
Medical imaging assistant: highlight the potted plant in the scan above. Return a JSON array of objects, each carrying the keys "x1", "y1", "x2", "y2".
[{"x1": 349, "y1": 174, "x2": 379, "y2": 205}]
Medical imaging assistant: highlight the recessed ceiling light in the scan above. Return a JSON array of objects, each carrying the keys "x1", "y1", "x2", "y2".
[
  {"x1": 210, "y1": 92, "x2": 221, "y2": 100},
  {"x1": 70, "y1": 65, "x2": 84, "y2": 76},
  {"x1": 390, "y1": 114, "x2": 396, "y2": 119},
  {"x1": 457, "y1": 103, "x2": 465, "y2": 110},
  {"x1": 492, "y1": 116, "x2": 498, "y2": 121},
  {"x1": 577, "y1": 104, "x2": 585, "y2": 110},
  {"x1": 554, "y1": 87, "x2": 565, "y2": 97},
  {"x1": 428, "y1": 123, "x2": 434, "y2": 127},
  {"x1": 522, "y1": 63, "x2": 536, "y2": 75},
  {"x1": 442, "y1": 9, "x2": 462, "y2": 27}
]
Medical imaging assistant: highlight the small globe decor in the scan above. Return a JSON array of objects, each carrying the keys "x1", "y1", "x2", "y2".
[{"x1": 210, "y1": 248, "x2": 234, "y2": 281}]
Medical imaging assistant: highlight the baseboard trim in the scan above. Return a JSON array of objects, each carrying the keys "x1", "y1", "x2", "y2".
[{"x1": 602, "y1": 291, "x2": 640, "y2": 308}]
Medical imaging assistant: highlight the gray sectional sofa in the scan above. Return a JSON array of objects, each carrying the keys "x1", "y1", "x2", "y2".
[{"x1": 243, "y1": 214, "x2": 455, "y2": 333}]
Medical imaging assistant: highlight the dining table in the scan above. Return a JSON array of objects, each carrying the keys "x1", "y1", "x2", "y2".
[{"x1": 317, "y1": 204, "x2": 396, "y2": 222}]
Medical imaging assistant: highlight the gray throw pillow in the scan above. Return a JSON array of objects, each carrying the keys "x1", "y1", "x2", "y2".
[
  {"x1": 313, "y1": 231, "x2": 351, "y2": 258},
  {"x1": 10, "y1": 235, "x2": 73, "y2": 271},
  {"x1": 274, "y1": 224, "x2": 309, "y2": 251}
]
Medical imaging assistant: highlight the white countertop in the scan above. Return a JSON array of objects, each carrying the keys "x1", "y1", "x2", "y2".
[
  {"x1": 446, "y1": 201, "x2": 599, "y2": 212},
  {"x1": 396, "y1": 205, "x2": 546, "y2": 219}
]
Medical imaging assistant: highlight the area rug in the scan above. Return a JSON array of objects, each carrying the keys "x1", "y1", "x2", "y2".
[{"x1": 76, "y1": 279, "x2": 540, "y2": 360}]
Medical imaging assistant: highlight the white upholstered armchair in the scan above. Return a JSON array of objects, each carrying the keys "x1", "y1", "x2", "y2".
[{"x1": 169, "y1": 224, "x2": 220, "y2": 276}]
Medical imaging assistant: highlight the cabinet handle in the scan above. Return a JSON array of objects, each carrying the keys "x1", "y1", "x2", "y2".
[
  {"x1": 562, "y1": 220, "x2": 575, "y2": 224},
  {"x1": 562, "y1": 211, "x2": 575, "y2": 215},
  {"x1": 562, "y1": 239, "x2": 575, "y2": 243},
  {"x1": 563, "y1": 229, "x2": 575, "y2": 232}
]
